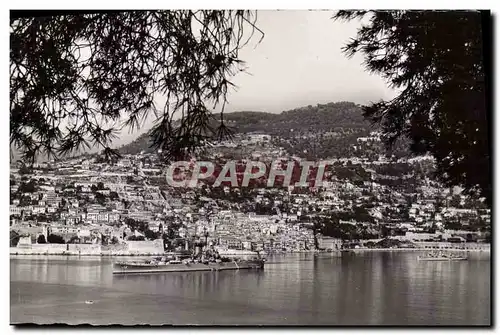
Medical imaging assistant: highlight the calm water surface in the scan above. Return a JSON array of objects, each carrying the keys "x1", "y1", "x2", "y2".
[{"x1": 10, "y1": 252, "x2": 491, "y2": 325}]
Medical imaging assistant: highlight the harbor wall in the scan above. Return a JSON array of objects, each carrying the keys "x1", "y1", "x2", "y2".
[
  {"x1": 32, "y1": 244, "x2": 68, "y2": 253},
  {"x1": 349, "y1": 242, "x2": 490, "y2": 252},
  {"x1": 10, "y1": 239, "x2": 165, "y2": 256},
  {"x1": 101, "y1": 243, "x2": 128, "y2": 256},
  {"x1": 12, "y1": 243, "x2": 68, "y2": 254},
  {"x1": 68, "y1": 244, "x2": 102, "y2": 255},
  {"x1": 318, "y1": 237, "x2": 343, "y2": 250},
  {"x1": 126, "y1": 239, "x2": 164, "y2": 255},
  {"x1": 413, "y1": 242, "x2": 490, "y2": 251}
]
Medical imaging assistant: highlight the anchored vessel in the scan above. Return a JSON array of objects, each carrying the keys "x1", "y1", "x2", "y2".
[
  {"x1": 113, "y1": 255, "x2": 265, "y2": 274},
  {"x1": 417, "y1": 252, "x2": 468, "y2": 261}
]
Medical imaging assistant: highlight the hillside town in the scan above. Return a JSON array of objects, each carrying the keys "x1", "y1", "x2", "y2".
[{"x1": 10, "y1": 129, "x2": 491, "y2": 255}]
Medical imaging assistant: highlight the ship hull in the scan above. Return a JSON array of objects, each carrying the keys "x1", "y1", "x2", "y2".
[{"x1": 112, "y1": 260, "x2": 265, "y2": 274}]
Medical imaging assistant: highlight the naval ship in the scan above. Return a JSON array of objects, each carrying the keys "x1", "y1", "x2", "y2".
[{"x1": 113, "y1": 249, "x2": 265, "y2": 274}]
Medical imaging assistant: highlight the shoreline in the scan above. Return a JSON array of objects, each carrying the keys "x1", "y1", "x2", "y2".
[
  {"x1": 343, "y1": 248, "x2": 490, "y2": 253},
  {"x1": 10, "y1": 247, "x2": 490, "y2": 257},
  {"x1": 9, "y1": 252, "x2": 165, "y2": 257}
]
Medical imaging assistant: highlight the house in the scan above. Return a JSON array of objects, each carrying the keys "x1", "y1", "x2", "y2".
[
  {"x1": 10, "y1": 205, "x2": 22, "y2": 216},
  {"x1": 81, "y1": 160, "x2": 91, "y2": 170},
  {"x1": 117, "y1": 159, "x2": 132, "y2": 168},
  {"x1": 39, "y1": 185, "x2": 55, "y2": 192},
  {"x1": 65, "y1": 216, "x2": 80, "y2": 225},
  {"x1": 148, "y1": 221, "x2": 162, "y2": 232},
  {"x1": 97, "y1": 213, "x2": 109, "y2": 222},
  {"x1": 46, "y1": 196, "x2": 61, "y2": 207},
  {"x1": 86, "y1": 211, "x2": 99, "y2": 222},
  {"x1": 218, "y1": 237, "x2": 243, "y2": 250},
  {"x1": 32, "y1": 206, "x2": 46, "y2": 215},
  {"x1": 108, "y1": 212, "x2": 120, "y2": 222},
  {"x1": 77, "y1": 228, "x2": 91, "y2": 239}
]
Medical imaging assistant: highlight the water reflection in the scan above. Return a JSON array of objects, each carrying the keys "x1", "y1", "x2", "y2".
[
  {"x1": 10, "y1": 252, "x2": 491, "y2": 325},
  {"x1": 112, "y1": 268, "x2": 266, "y2": 302}
]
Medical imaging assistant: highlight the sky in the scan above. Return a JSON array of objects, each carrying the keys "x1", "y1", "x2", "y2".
[
  {"x1": 116, "y1": 10, "x2": 396, "y2": 147},
  {"x1": 229, "y1": 10, "x2": 395, "y2": 112}
]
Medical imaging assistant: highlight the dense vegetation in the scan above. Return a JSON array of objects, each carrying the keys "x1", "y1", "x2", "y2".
[
  {"x1": 225, "y1": 101, "x2": 370, "y2": 135},
  {"x1": 11, "y1": 11, "x2": 263, "y2": 163},
  {"x1": 335, "y1": 10, "x2": 490, "y2": 205},
  {"x1": 119, "y1": 101, "x2": 408, "y2": 159}
]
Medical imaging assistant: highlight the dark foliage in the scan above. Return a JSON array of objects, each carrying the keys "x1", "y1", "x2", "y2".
[
  {"x1": 10, "y1": 10, "x2": 263, "y2": 163},
  {"x1": 95, "y1": 192, "x2": 106, "y2": 205},
  {"x1": 334, "y1": 10, "x2": 490, "y2": 205},
  {"x1": 18, "y1": 163, "x2": 31, "y2": 175},
  {"x1": 125, "y1": 218, "x2": 149, "y2": 234},
  {"x1": 10, "y1": 231, "x2": 20, "y2": 247},
  {"x1": 315, "y1": 211, "x2": 379, "y2": 240},
  {"x1": 18, "y1": 180, "x2": 37, "y2": 193},
  {"x1": 128, "y1": 235, "x2": 145, "y2": 241},
  {"x1": 144, "y1": 229, "x2": 160, "y2": 240},
  {"x1": 166, "y1": 222, "x2": 182, "y2": 240},
  {"x1": 47, "y1": 233, "x2": 65, "y2": 244},
  {"x1": 226, "y1": 102, "x2": 370, "y2": 135},
  {"x1": 37, "y1": 234, "x2": 46, "y2": 244}
]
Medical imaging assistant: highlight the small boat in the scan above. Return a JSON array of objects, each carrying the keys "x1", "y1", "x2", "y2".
[
  {"x1": 85, "y1": 300, "x2": 94, "y2": 304},
  {"x1": 417, "y1": 252, "x2": 468, "y2": 261}
]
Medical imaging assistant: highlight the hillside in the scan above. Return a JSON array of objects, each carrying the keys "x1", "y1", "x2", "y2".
[
  {"x1": 118, "y1": 101, "x2": 376, "y2": 155},
  {"x1": 225, "y1": 101, "x2": 371, "y2": 136}
]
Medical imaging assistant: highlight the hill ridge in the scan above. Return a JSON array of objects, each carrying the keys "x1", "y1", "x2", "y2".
[{"x1": 118, "y1": 101, "x2": 374, "y2": 155}]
